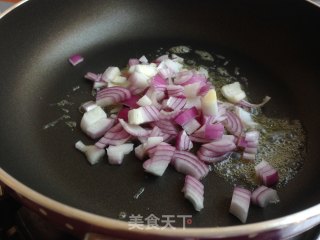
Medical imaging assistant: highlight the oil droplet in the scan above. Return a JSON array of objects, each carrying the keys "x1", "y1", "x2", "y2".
[
  {"x1": 169, "y1": 45, "x2": 191, "y2": 54},
  {"x1": 195, "y1": 50, "x2": 214, "y2": 62},
  {"x1": 118, "y1": 211, "x2": 127, "y2": 220},
  {"x1": 133, "y1": 187, "x2": 145, "y2": 199}
]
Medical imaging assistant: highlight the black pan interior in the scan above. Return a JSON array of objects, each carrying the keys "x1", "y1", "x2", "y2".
[{"x1": 0, "y1": 0, "x2": 320, "y2": 228}]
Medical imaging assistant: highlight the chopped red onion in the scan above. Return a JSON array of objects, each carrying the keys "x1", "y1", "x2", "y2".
[
  {"x1": 95, "y1": 122, "x2": 131, "y2": 148},
  {"x1": 151, "y1": 74, "x2": 167, "y2": 92},
  {"x1": 242, "y1": 152, "x2": 256, "y2": 162},
  {"x1": 229, "y1": 187, "x2": 251, "y2": 223},
  {"x1": 75, "y1": 140, "x2": 105, "y2": 165},
  {"x1": 159, "y1": 109, "x2": 181, "y2": 120},
  {"x1": 223, "y1": 110, "x2": 243, "y2": 136},
  {"x1": 128, "y1": 106, "x2": 160, "y2": 125},
  {"x1": 119, "y1": 119, "x2": 151, "y2": 137},
  {"x1": 239, "y1": 96, "x2": 271, "y2": 108},
  {"x1": 128, "y1": 72, "x2": 149, "y2": 90},
  {"x1": 182, "y1": 175, "x2": 204, "y2": 211},
  {"x1": 255, "y1": 160, "x2": 279, "y2": 187},
  {"x1": 155, "y1": 54, "x2": 169, "y2": 63},
  {"x1": 80, "y1": 106, "x2": 107, "y2": 132},
  {"x1": 135, "y1": 144, "x2": 146, "y2": 160},
  {"x1": 122, "y1": 95, "x2": 140, "y2": 109},
  {"x1": 79, "y1": 101, "x2": 97, "y2": 113},
  {"x1": 175, "y1": 107, "x2": 199, "y2": 126},
  {"x1": 133, "y1": 64, "x2": 158, "y2": 78},
  {"x1": 143, "y1": 144, "x2": 175, "y2": 176},
  {"x1": 176, "y1": 130, "x2": 193, "y2": 151},
  {"x1": 245, "y1": 130, "x2": 260, "y2": 142},
  {"x1": 137, "y1": 95, "x2": 153, "y2": 107},
  {"x1": 172, "y1": 151, "x2": 209, "y2": 180},
  {"x1": 201, "y1": 89, "x2": 219, "y2": 116},
  {"x1": 166, "y1": 97, "x2": 187, "y2": 110},
  {"x1": 197, "y1": 136, "x2": 236, "y2": 163},
  {"x1": 107, "y1": 143, "x2": 134, "y2": 165},
  {"x1": 139, "y1": 55, "x2": 148, "y2": 64},
  {"x1": 75, "y1": 53, "x2": 274, "y2": 217},
  {"x1": 96, "y1": 86, "x2": 131, "y2": 107},
  {"x1": 69, "y1": 54, "x2": 84, "y2": 66},
  {"x1": 182, "y1": 118, "x2": 201, "y2": 135},
  {"x1": 84, "y1": 72, "x2": 102, "y2": 82},
  {"x1": 117, "y1": 108, "x2": 130, "y2": 122},
  {"x1": 143, "y1": 159, "x2": 171, "y2": 176},
  {"x1": 128, "y1": 58, "x2": 140, "y2": 66},
  {"x1": 93, "y1": 81, "x2": 107, "y2": 89},
  {"x1": 102, "y1": 66, "x2": 121, "y2": 82},
  {"x1": 251, "y1": 186, "x2": 280, "y2": 207},
  {"x1": 166, "y1": 85, "x2": 184, "y2": 97},
  {"x1": 151, "y1": 120, "x2": 179, "y2": 135}
]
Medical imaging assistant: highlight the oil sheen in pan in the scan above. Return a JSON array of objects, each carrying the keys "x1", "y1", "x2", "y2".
[{"x1": 169, "y1": 46, "x2": 306, "y2": 190}]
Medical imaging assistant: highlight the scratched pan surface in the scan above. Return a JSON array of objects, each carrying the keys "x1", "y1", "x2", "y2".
[{"x1": 0, "y1": 0, "x2": 320, "y2": 228}]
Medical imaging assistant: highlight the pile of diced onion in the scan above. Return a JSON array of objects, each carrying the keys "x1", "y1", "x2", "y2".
[{"x1": 72, "y1": 53, "x2": 279, "y2": 223}]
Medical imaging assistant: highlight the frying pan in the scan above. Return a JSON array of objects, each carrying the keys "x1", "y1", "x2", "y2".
[{"x1": 0, "y1": 0, "x2": 320, "y2": 239}]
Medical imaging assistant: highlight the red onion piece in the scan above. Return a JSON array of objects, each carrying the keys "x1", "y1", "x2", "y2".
[
  {"x1": 175, "y1": 107, "x2": 199, "y2": 126},
  {"x1": 197, "y1": 136, "x2": 236, "y2": 163},
  {"x1": 245, "y1": 130, "x2": 260, "y2": 142},
  {"x1": 122, "y1": 95, "x2": 140, "y2": 109},
  {"x1": 255, "y1": 160, "x2": 279, "y2": 187},
  {"x1": 119, "y1": 119, "x2": 151, "y2": 137},
  {"x1": 102, "y1": 67, "x2": 121, "y2": 82},
  {"x1": 143, "y1": 144, "x2": 175, "y2": 176},
  {"x1": 143, "y1": 159, "x2": 171, "y2": 176},
  {"x1": 85, "y1": 118, "x2": 115, "y2": 139},
  {"x1": 238, "y1": 96, "x2": 271, "y2": 108},
  {"x1": 137, "y1": 95, "x2": 152, "y2": 107},
  {"x1": 172, "y1": 151, "x2": 209, "y2": 180},
  {"x1": 93, "y1": 81, "x2": 108, "y2": 89},
  {"x1": 139, "y1": 55, "x2": 148, "y2": 64},
  {"x1": 107, "y1": 143, "x2": 134, "y2": 165},
  {"x1": 69, "y1": 54, "x2": 84, "y2": 66},
  {"x1": 147, "y1": 143, "x2": 175, "y2": 159},
  {"x1": 166, "y1": 85, "x2": 184, "y2": 97},
  {"x1": 84, "y1": 72, "x2": 102, "y2": 82},
  {"x1": 174, "y1": 70, "x2": 193, "y2": 85},
  {"x1": 176, "y1": 130, "x2": 193, "y2": 151},
  {"x1": 95, "y1": 122, "x2": 131, "y2": 148},
  {"x1": 151, "y1": 74, "x2": 167, "y2": 91},
  {"x1": 223, "y1": 111, "x2": 244, "y2": 137},
  {"x1": 197, "y1": 152, "x2": 232, "y2": 163},
  {"x1": 182, "y1": 175, "x2": 204, "y2": 211},
  {"x1": 96, "y1": 86, "x2": 131, "y2": 107},
  {"x1": 198, "y1": 82, "x2": 213, "y2": 96},
  {"x1": 242, "y1": 152, "x2": 256, "y2": 161},
  {"x1": 135, "y1": 144, "x2": 146, "y2": 160},
  {"x1": 229, "y1": 187, "x2": 251, "y2": 223},
  {"x1": 79, "y1": 101, "x2": 97, "y2": 113},
  {"x1": 251, "y1": 186, "x2": 280, "y2": 207},
  {"x1": 151, "y1": 120, "x2": 179, "y2": 135},
  {"x1": 117, "y1": 108, "x2": 130, "y2": 122},
  {"x1": 155, "y1": 54, "x2": 169, "y2": 63},
  {"x1": 181, "y1": 73, "x2": 207, "y2": 87},
  {"x1": 205, "y1": 123, "x2": 224, "y2": 140},
  {"x1": 166, "y1": 97, "x2": 187, "y2": 110},
  {"x1": 128, "y1": 58, "x2": 140, "y2": 66},
  {"x1": 182, "y1": 118, "x2": 201, "y2": 135},
  {"x1": 128, "y1": 106, "x2": 160, "y2": 125},
  {"x1": 75, "y1": 141, "x2": 105, "y2": 165},
  {"x1": 159, "y1": 109, "x2": 181, "y2": 120}
]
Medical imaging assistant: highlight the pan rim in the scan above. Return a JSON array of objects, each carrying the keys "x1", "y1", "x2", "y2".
[{"x1": 1, "y1": 168, "x2": 320, "y2": 238}]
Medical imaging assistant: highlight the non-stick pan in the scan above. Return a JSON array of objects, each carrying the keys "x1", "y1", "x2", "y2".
[{"x1": 0, "y1": 0, "x2": 320, "y2": 239}]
